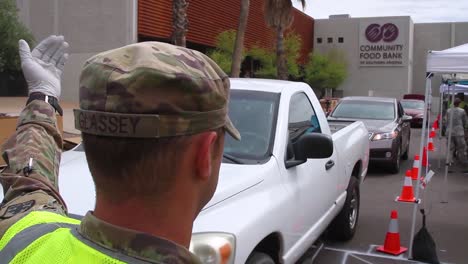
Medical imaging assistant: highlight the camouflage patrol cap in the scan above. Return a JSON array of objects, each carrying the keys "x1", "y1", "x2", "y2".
[{"x1": 74, "y1": 41, "x2": 240, "y2": 140}]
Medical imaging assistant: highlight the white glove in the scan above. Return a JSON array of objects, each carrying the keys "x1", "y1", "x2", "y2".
[{"x1": 19, "y1": 35, "x2": 69, "y2": 99}]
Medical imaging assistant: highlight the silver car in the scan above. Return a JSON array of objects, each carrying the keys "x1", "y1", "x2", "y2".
[{"x1": 328, "y1": 96, "x2": 412, "y2": 173}]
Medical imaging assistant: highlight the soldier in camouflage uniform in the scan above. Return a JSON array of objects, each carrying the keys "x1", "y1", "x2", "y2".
[
  {"x1": 0, "y1": 35, "x2": 240, "y2": 263},
  {"x1": 445, "y1": 98, "x2": 468, "y2": 166}
]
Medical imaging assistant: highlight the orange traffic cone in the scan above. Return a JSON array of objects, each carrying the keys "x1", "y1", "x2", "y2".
[
  {"x1": 422, "y1": 146, "x2": 428, "y2": 167},
  {"x1": 377, "y1": 210, "x2": 407, "y2": 255},
  {"x1": 428, "y1": 137, "x2": 435, "y2": 152},
  {"x1": 396, "y1": 171, "x2": 417, "y2": 203},
  {"x1": 429, "y1": 127, "x2": 436, "y2": 138},
  {"x1": 405, "y1": 169, "x2": 415, "y2": 181},
  {"x1": 412, "y1": 155, "x2": 420, "y2": 180}
]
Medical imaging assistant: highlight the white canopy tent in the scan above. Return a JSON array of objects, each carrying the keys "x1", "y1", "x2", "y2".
[
  {"x1": 427, "y1": 43, "x2": 468, "y2": 73},
  {"x1": 440, "y1": 83, "x2": 468, "y2": 94},
  {"x1": 407, "y1": 43, "x2": 468, "y2": 259}
]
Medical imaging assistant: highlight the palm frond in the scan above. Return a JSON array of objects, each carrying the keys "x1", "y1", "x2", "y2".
[{"x1": 297, "y1": 0, "x2": 306, "y2": 9}]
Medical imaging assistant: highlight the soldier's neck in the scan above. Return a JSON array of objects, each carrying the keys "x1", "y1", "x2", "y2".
[{"x1": 93, "y1": 196, "x2": 196, "y2": 248}]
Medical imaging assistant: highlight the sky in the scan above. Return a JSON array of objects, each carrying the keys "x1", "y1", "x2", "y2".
[{"x1": 293, "y1": 0, "x2": 468, "y2": 23}]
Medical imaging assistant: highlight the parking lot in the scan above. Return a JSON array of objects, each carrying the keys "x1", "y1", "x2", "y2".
[{"x1": 299, "y1": 127, "x2": 468, "y2": 264}]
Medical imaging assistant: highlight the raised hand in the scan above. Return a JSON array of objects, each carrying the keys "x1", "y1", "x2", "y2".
[{"x1": 19, "y1": 35, "x2": 69, "y2": 99}]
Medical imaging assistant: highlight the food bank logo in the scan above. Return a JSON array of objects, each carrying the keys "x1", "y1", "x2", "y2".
[{"x1": 365, "y1": 23, "x2": 399, "y2": 43}]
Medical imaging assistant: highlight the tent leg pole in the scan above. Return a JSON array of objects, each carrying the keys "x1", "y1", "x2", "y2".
[
  {"x1": 408, "y1": 76, "x2": 431, "y2": 259},
  {"x1": 442, "y1": 88, "x2": 455, "y2": 203},
  {"x1": 427, "y1": 96, "x2": 432, "y2": 177},
  {"x1": 438, "y1": 93, "x2": 443, "y2": 169}
]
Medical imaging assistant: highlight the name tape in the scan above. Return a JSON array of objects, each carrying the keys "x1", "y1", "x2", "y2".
[{"x1": 74, "y1": 108, "x2": 227, "y2": 138}]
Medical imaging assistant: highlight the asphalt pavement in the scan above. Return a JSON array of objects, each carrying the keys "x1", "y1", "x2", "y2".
[{"x1": 299, "y1": 128, "x2": 468, "y2": 264}]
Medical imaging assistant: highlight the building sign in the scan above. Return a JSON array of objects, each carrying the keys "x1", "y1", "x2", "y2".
[{"x1": 359, "y1": 20, "x2": 406, "y2": 67}]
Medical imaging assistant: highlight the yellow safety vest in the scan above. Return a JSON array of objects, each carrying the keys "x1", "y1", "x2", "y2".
[{"x1": 0, "y1": 211, "x2": 150, "y2": 263}]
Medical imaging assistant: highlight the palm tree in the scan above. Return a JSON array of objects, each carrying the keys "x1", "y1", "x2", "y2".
[
  {"x1": 171, "y1": 0, "x2": 189, "y2": 47},
  {"x1": 264, "y1": 0, "x2": 305, "y2": 80},
  {"x1": 231, "y1": 0, "x2": 250, "y2": 78}
]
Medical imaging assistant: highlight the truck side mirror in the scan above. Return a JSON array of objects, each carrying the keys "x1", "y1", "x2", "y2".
[
  {"x1": 294, "y1": 133, "x2": 334, "y2": 160},
  {"x1": 285, "y1": 133, "x2": 334, "y2": 169},
  {"x1": 402, "y1": 115, "x2": 413, "y2": 122}
]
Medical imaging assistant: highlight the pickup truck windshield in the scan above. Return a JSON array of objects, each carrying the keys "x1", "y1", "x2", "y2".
[
  {"x1": 332, "y1": 100, "x2": 395, "y2": 120},
  {"x1": 224, "y1": 90, "x2": 280, "y2": 163}
]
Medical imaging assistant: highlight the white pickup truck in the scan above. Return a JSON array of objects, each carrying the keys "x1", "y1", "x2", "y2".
[{"x1": 18, "y1": 79, "x2": 370, "y2": 264}]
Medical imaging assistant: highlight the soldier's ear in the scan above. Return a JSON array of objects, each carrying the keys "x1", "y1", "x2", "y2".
[{"x1": 194, "y1": 131, "x2": 218, "y2": 181}]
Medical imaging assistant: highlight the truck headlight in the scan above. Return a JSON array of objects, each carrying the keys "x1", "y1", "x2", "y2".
[
  {"x1": 190, "y1": 233, "x2": 235, "y2": 264},
  {"x1": 372, "y1": 131, "x2": 398, "y2": 141}
]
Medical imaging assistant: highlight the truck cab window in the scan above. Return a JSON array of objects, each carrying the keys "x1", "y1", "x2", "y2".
[{"x1": 288, "y1": 93, "x2": 321, "y2": 142}]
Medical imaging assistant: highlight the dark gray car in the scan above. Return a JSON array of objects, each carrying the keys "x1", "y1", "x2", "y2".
[{"x1": 328, "y1": 96, "x2": 412, "y2": 173}]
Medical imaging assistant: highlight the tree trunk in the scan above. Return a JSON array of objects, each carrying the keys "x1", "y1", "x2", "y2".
[
  {"x1": 276, "y1": 26, "x2": 288, "y2": 80},
  {"x1": 231, "y1": 0, "x2": 250, "y2": 77},
  {"x1": 172, "y1": 0, "x2": 188, "y2": 47}
]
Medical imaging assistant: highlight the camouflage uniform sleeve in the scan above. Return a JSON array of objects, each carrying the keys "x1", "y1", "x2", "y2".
[{"x1": 0, "y1": 100, "x2": 67, "y2": 235}]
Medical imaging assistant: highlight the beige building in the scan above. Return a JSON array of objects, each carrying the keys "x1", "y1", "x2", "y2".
[
  {"x1": 413, "y1": 22, "x2": 468, "y2": 95},
  {"x1": 315, "y1": 15, "x2": 414, "y2": 99},
  {"x1": 315, "y1": 15, "x2": 468, "y2": 105},
  {"x1": 15, "y1": 0, "x2": 137, "y2": 102},
  {"x1": 14, "y1": 1, "x2": 468, "y2": 105}
]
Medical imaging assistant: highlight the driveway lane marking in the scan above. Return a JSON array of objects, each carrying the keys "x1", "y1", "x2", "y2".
[{"x1": 349, "y1": 254, "x2": 375, "y2": 264}]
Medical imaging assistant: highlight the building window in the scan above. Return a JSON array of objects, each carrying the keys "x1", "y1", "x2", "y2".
[
  {"x1": 338, "y1": 37, "x2": 344, "y2": 43},
  {"x1": 317, "y1": 37, "x2": 322, "y2": 44},
  {"x1": 327, "y1": 37, "x2": 333, "y2": 43}
]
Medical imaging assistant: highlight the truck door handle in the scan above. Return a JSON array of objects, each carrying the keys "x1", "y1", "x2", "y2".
[{"x1": 325, "y1": 160, "x2": 335, "y2": 170}]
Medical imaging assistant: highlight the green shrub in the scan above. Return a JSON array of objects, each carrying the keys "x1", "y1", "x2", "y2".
[
  {"x1": 207, "y1": 30, "x2": 303, "y2": 79},
  {"x1": 0, "y1": 0, "x2": 35, "y2": 72},
  {"x1": 247, "y1": 45, "x2": 277, "y2": 78},
  {"x1": 304, "y1": 49, "x2": 347, "y2": 91},
  {"x1": 207, "y1": 30, "x2": 241, "y2": 75},
  {"x1": 208, "y1": 50, "x2": 232, "y2": 74}
]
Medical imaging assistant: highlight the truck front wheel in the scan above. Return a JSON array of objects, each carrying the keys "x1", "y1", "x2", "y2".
[
  {"x1": 246, "y1": 252, "x2": 275, "y2": 264},
  {"x1": 328, "y1": 177, "x2": 360, "y2": 241}
]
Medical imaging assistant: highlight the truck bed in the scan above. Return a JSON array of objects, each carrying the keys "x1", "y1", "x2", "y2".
[
  {"x1": 328, "y1": 119, "x2": 356, "y2": 134},
  {"x1": 329, "y1": 119, "x2": 369, "y2": 185}
]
